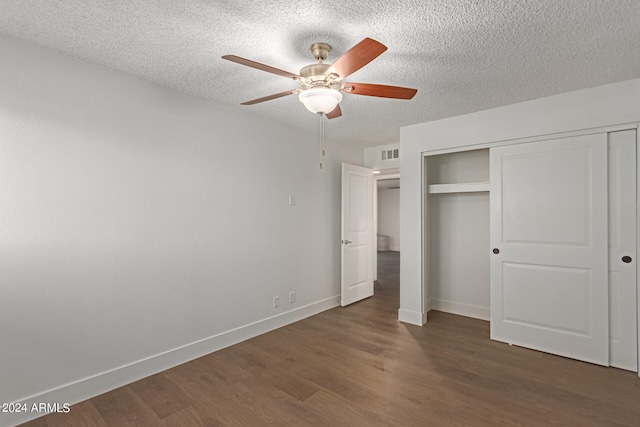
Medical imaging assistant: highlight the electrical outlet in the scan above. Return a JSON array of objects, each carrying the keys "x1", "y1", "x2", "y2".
[
  {"x1": 289, "y1": 291, "x2": 296, "y2": 304},
  {"x1": 273, "y1": 296, "x2": 280, "y2": 308}
]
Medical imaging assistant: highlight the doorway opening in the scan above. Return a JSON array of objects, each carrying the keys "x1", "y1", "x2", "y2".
[{"x1": 375, "y1": 175, "x2": 400, "y2": 300}]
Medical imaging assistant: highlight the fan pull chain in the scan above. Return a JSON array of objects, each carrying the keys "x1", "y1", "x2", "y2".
[{"x1": 319, "y1": 112, "x2": 326, "y2": 169}]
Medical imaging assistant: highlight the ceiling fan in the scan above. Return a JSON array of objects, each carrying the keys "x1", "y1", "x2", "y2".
[{"x1": 222, "y1": 38, "x2": 417, "y2": 119}]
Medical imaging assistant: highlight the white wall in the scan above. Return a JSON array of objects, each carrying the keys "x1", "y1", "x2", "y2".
[
  {"x1": 0, "y1": 35, "x2": 362, "y2": 426},
  {"x1": 399, "y1": 79, "x2": 640, "y2": 326},
  {"x1": 428, "y1": 192, "x2": 490, "y2": 319},
  {"x1": 377, "y1": 185, "x2": 400, "y2": 251}
]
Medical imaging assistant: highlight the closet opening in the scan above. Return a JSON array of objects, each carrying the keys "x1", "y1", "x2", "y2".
[{"x1": 423, "y1": 148, "x2": 490, "y2": 321}]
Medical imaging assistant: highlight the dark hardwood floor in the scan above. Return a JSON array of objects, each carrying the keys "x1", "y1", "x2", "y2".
[{"x1": 21, "y1": 251, "x2": 640, "y2": 426}]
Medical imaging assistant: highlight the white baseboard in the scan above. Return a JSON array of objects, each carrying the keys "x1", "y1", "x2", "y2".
[
  {"x1": 398, "y1": 308, "x2": 426, "y2": 326},
  {"x1": 2, "y1": 296, "x2": 340, "y2": 427},
  {"x1": 430, "y1": 299, "x2": 490, "y2": 321}
]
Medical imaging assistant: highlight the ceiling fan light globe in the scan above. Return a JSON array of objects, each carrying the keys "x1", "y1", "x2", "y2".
[{"x1": 298, "y1": 88, "x2": 342, "y2": 114}]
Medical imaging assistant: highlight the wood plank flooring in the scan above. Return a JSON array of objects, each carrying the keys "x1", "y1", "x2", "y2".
[{"x1": 20, "y1": 251, "x2": 640, "y2": 426}]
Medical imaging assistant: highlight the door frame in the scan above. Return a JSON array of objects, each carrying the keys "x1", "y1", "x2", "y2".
[{"x1": 419, "y1": 123, "x2": 640, "y2": 375}]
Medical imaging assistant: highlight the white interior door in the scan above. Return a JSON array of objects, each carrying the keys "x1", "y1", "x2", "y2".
[
  {"x1": 608, "y1": 129, "x2": 637, "y2": 371},
  {"x1": 490, "y1": 133, "x2": 609, "y2": 366},
  {"x1": 341, "y1": 163, "x2": 374, "y2": 306}
]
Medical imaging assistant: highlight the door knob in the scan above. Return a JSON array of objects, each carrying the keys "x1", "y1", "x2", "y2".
[
  {"x1": 492, "y1": 248, "x2": 500, "y2": 254},
  {"x1": 342, "y1": 240, "x2": 352, "y2": 244},
  {"x1": 622, "y1": 256, "x2": 632, "y2": 263}
]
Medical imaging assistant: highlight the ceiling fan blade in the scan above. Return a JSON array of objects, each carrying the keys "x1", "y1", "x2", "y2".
[
  {"x1": 240, "y1": 89, "x2": 299, "y2": 105},
  {"x1": 222, "y1": 55, "x2": 301, "y2": 80},
  {"x1": 326, "y1": 104, "x2": 342, "y2": 119},
  {"x1": 344, "y1": 82, "x2": 417, "y2": 100},
  {"x1": 325, "y1": 38, "x2": 387, "y2": 79}
]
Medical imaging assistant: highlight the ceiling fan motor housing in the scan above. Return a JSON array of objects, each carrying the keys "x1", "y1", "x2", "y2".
[
  {"x1": 299, "y1": 63, "x2": 342, "y2": 90},
  {"x1": 300, "y1": 43, "x2": 342, "y2": 89},
  {"x1": 300, "y1": 63, "x2": 331, "y2": 80}
]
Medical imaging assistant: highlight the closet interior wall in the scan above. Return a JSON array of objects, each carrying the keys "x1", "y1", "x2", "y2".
[{"x1": 425, "y1": 149, "x2": 491, "y2": 320}]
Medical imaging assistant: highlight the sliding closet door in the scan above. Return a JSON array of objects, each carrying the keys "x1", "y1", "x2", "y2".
[{"x1": 490, "y1": 134, "x2": 609, "y2": 366}]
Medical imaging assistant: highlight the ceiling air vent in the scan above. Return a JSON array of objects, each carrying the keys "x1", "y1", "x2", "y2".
[{"x1": 382, "y1": 148, "x2": 399, "y2": 160}]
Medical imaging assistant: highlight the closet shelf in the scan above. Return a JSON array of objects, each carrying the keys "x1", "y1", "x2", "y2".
[{"x1": 428, "y1": 182, "x2": 490, "y2": 194}]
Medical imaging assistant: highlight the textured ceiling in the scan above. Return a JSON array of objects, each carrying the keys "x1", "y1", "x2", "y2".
[{"x1": 1, "y1": 1, "x2": 639, "y2": 147}]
